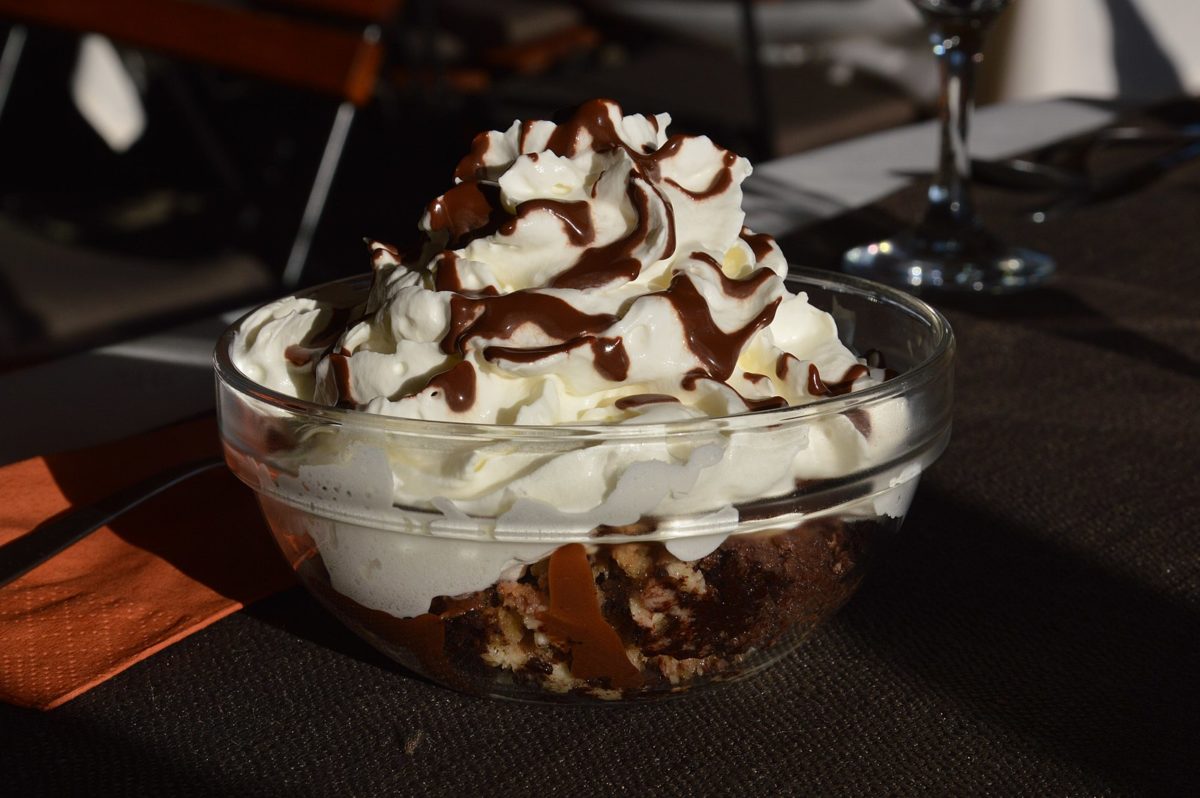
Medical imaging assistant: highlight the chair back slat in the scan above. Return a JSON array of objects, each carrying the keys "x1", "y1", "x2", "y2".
[{"x1": 0, "y1": 0, "x2": 384, "y2": 105}]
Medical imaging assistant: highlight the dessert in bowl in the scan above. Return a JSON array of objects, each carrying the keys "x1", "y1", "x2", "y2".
[{"x1": 214, "y1": 101, "x2": 954, "y2": 702}]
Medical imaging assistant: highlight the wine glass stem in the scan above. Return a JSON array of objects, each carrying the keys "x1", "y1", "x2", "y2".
[{"x1": 923, "y1": 23, "x2": 987, "y2": 237}]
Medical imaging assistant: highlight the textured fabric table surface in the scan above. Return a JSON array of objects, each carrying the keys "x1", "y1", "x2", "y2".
[{"x1": 3, "y1": 106, "x2": 1198, "y2": 796}]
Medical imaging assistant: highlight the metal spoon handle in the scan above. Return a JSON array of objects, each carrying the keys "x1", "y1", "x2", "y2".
[{"x1": 0, "y1": 456, "x2": 224, "y2": 589}]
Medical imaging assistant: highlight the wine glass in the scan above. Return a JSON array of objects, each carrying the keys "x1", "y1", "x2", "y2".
[{"x1": 842, "y1": 0, "x2": 1055, "y2": 293}]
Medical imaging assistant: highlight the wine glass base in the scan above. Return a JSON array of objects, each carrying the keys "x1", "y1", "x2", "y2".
[{"x1": 842, "y1": 230, "x2": 1055, "y2": 294}]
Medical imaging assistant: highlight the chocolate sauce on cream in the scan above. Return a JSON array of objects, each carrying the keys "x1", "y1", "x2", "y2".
[
  {"x1": 740, "y1": 393, "x2": 789, "y2": 412},
  {"x1": 550, "y1": 181, "x2": 673, "y2": 290},
  {"x1": 543, "y1": 98, "x2": 628, "y2": 158},
  {"x1": 776, "y1": 353, "x2": 797, "y2": 379},
  {"x1": 425, "y1": 182, "x2": 503, "y2": 245},
  {"x1": 453, "y1": 131, "x2": 493, "y2": 183},
  {"x1": 441, "y1": 292, "x2": 618, "y2": 356},
  {"x1": 484, "y1": 335, "x2": 630, "y2": 381},
  {"x1": 284, "y1": 345, "x2": 312, "y2": 366},
  {"x1": 739, "y1": 228, "x2": 775, "y2": 262},
  {"x1": 284, "y1": 306, "x2": 357, "y2": 367},
  {"x1": 517, "y1": 118, "x2": 539, "y2": 152},
  {"x1": 681, "y1": 368, "x2": 707, "y2": 391},
  {"x1": 681, "y1": 373, "x2": 788, "y2": 412},
  {"x1": 426, "y1": 360, "x2": 477, "y2": 411},
  {"x1": 690, "y1": 252, "x2": 775, "y2": 299},
  {"x1": 370, "y1": 240, "x2": 401, "y2": 268},
  {"x1": 665, "y1": 150, "x2": 738, "y2": 200},
  {"x1": 589, "y1": 337, "x2": 629, "y2": 382},
  {"x1": 846, "y1": 409, "x2": 872, "y2": 437},
  {"x1": 328, "y1": 353, "x2": 356, "y2": 408},
  {"x1": 659, "y1": 274, "x2": 780, "y2": 382},
  {"x1": 434, "y1": 252, "x2": 504, "y2": 296},
  {"x1": 315, "y1": 101, "x2": 878, "y2": 422},
  {"x1": 433, "y1": 251, "x2": 463, "y2": 292},
  {"x1": 614, "y1": 393, "x2": 680, "y2": 410},
  {"x1": 807, "y1": 364, "x2": 870, "y2": 397},
  {"x1": 501, "y1": 199, "x2": 594, "y2": 246}
]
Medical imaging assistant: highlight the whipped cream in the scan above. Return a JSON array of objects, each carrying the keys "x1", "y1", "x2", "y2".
[
  {"x1": 227, "y1": 100, "x2": 918, "y2": 619},
  {"x1": 233, "y1": 99, "x2": 886, "y2": 428}
]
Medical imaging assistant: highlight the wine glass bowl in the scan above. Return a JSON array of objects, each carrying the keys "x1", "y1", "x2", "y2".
[{"x1": 843, "y1": 0, "x2": 1056, "y2": 293}]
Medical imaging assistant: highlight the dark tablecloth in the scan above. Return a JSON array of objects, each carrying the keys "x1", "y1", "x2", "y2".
[{"x1": 4, "y1": 105, "x2": 1198, "y2": 797}]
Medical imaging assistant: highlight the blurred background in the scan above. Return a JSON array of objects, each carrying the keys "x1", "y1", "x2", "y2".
[{"x1": 0, "y1": 0, "x2": 1197, "y2": 368}]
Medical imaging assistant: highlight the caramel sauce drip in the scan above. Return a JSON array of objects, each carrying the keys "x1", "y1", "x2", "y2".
[
  {"x1": 614, "y1": 393, "x2": 680, "y2": 410},
  {"x1": 659, "y1": 274, "x2": 780, "y2": 383},
  {"x1": 441, "y1": 292, "x2": 618, "y2": 356},
  {"x1": 539, "y1": 543, "x2": 642, "y2": 689},
  {"x1": 426, "y1": 360, "x2": 477, "y2": 411}
]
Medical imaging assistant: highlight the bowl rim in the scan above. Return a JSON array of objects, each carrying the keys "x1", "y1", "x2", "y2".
[{"x1": 213, "y1": 267, "x2": 954, "y2": 440}]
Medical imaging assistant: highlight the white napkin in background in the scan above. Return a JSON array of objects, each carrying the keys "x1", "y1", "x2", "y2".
[{"x1": 71, "y1": 34, "x2": 145, "y2": 152}]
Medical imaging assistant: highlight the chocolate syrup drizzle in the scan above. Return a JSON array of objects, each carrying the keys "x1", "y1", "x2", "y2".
[
  {"x1": 658, "y1": 273, "x2": 780, "y2": 383},
  {"x1": 665, "y1": 151, "x2": 738, "y2": 200},
  {"x1": 690, "y1": 252, "x2": 775, "y2": 299},
  {"x1": 501, "y1": 199, "x2": 594, "y2": 246},
  {"x1": 328, "y1": 353, "x2": 356, "y2": 408},
  {"x1": 283, "y1": 306, "x2": 355, "y2": 367},
  {"x1": 425, "y1": 182, "x2": 502, "y2": 243},
  {"x1": 614, "y1": 393, "x2": 679, "y2": 410},
  {"x1": 806, "y1": 364, "x2": 871, "y2": 398},
  {"x1": 549, "y1": 181, "x2": 672, "y2": 290},
  {"x1": 484, "y1": 336, "x2": 630, "y2": 382},
  {"x1": 441, "y1": 293, "x2": 618, "y2": 357},
  {"x1": 739, "y1": 228, "x2": 775, "y2": 262},
  {"x1": 426, "y1": 360, "x2": 477, "y2": 412}
]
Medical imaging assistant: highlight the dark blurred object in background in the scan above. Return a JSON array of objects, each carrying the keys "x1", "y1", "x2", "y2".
[{"x1": 0, "y1": 0, "x2": 1195, "y2": 368}]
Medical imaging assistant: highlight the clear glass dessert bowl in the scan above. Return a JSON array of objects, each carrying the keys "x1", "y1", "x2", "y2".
[{"x1": 214, "y1": 268, "x2": 954, "y2": 703}]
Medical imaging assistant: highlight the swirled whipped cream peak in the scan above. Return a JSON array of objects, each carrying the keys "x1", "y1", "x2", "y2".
[{"x1": 232, "y1": 99, "x2": 886, "y2": 425}]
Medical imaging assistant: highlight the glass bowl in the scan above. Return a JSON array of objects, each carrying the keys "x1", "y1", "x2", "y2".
[{"x1": 214, "y1": 268, "x2": 954, "y2": 703}]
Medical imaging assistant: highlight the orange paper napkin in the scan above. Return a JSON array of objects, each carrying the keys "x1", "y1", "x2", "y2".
[{"x1": 0, "y1": 416, "x2": 294, "y2": 710}]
